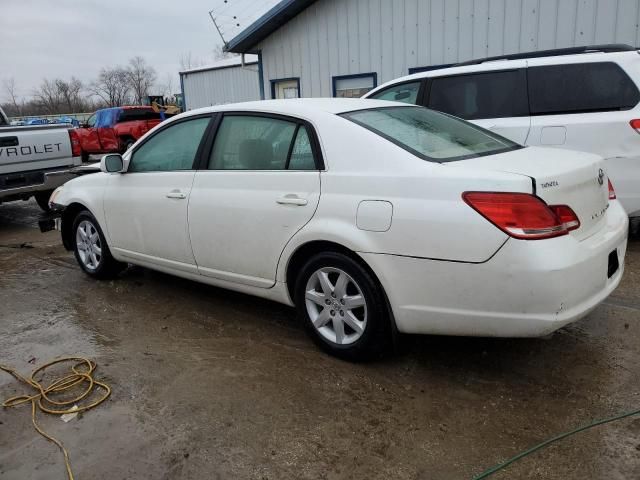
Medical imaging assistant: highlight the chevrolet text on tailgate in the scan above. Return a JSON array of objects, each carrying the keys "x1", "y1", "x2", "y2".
[{"x1": 0, "y1": 105, "x2": 82, "y2": 211}]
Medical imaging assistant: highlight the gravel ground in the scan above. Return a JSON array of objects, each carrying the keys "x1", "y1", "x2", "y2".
[{"x1": 1, "y1": 199, "x2": 639, "y2": 480}]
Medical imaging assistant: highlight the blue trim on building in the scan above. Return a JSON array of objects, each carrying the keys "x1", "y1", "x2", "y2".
[
  {"x1": 225, "y1": 0, "x2": 318, "y2": 53},
  {"x1": 257, "y1": 51, "x2": 265, "y2": 100},
  {"x1": 270, "y1": 77, "x2": 301, "y2": 99},
  {"x1": 331, "y1": 72, "x2": 378, "y2": 97},
  {"x1": 179, "y1": 73, "x2": 186, "y2": 111}
]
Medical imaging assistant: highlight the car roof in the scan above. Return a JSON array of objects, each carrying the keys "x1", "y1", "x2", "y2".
[{"x1": 185, "y1": 98, "x2": 414, "y2": 118}]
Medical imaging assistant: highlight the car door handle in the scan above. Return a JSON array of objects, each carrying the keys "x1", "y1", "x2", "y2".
[
  {"x1": 166, "y1": 190, "x2": 187, "y2": 199},
  {"x1": 276, "y1": 194, "x2": 308, "y2": 206}
]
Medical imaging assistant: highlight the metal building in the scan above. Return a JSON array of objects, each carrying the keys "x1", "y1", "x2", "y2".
[
  {"x1": 224, "y1": 0, "x2": 640, "y2": 99},
  {"x1": 180, "y1": 55, "x2": 260, "y2": 110}
]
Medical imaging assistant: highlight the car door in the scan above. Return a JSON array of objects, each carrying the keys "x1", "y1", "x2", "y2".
[
  {"x1": 77, "y1": 113, "x2": 102, "y2": 153},
  {"x1": 103, "y1": 115, "x2": 213, "y2": 273},
  {"x1": 424, "y1": 64, "x2": 531, "y2": 144},
  {"x1": 188, "y1": 113, "x2": 322, "y2": 288}
]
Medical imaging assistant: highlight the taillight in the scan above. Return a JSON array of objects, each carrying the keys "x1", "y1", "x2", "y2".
[
  {"x1": 608, "y1": 178, "x2": 616, "y2": 200},
  {"x1": 463, "y1": 192, "x2": 579, "y2": 240},
  {"x1": 68, "y1": 129, "x2": 82, "y2": 158},
  {"x1": 630, "y1": 119, "x2": 640, "y2": 133}
]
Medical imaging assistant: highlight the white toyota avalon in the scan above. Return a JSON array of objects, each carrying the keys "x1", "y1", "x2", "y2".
[{"x1": 46, "y1": 99, "x2": 628, "y2": 360}]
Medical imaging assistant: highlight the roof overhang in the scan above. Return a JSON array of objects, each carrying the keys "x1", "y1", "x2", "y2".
[{"x1": 225, "y1": 0, "x2": 318, "y2": 53}]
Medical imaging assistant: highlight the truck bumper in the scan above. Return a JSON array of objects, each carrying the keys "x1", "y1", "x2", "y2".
[{"x1": 0, "y1": 167, "x2": 77, "y2": 202}]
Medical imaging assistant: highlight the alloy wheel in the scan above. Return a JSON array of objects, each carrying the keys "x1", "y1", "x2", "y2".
[
  {"x1": 305, "y1": 267, "x2": 367, "y2": 345},
  {"x1": 75, "y1": 220, "x2": 102, "y2": 271}
]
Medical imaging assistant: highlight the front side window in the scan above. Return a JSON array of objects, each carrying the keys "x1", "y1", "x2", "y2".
[
  {"x1": 369, "y1": 81, "x2": 422, "y2": 104},
  {"x1": 86, "y1": 114, "x2": 96, "y2": 128},
  {"x1": 334, "y1": 74, "x2": 377, "y2": 98},
  {"x1": 129, "y1": 117, "x2": 210, "y2": 172},
  {"x1": 528, "y1": 62, "x2": 640, "y2": 115},
  {"x1": 341, "y1": 106, "x2": 519, "y2": 163},
  {"x1": 428, "y1": 70, "x2": 528, "y2": 120},
  {"x1": 209, "y1": 115, "x2": 316, "y2": 170}
]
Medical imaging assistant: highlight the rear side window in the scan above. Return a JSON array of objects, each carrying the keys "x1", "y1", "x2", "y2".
[
  {"x1": 209, "y1": 115, "x2": 317, "y2": 170},
  {"x1": 369, "y1": 81, "x2": 422, "y2": 104},
  {"x1": 341, "y1": 106, "x2": 519, "y2": 162},
  {"x1": 428, "y1": 70, "x2": 528, "y2": 120},
  {"x1": 528, "y1": 62, "x2": 640, "y2": 114},
  {"x1": 118, "y1": 109, "x2": 163, "y2": 122}
]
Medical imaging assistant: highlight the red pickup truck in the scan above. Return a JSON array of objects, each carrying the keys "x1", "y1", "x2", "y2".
[{"x1": 76, "y1": 106, "x2": 169, "y2": 160}]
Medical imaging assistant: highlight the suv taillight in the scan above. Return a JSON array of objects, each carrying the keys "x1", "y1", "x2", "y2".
[
  {"x1": 68, "y1": 129, "x2": 82, "y2": 157},
  {"x1": 630, "y1": 119, "x2": 640, "y2": 133},
  {"x1": 462, "y1": 192, "x2": 580, "y2": 240},
  {"x1": 608, "y1": 178, "x2": 617, "y2": 200}
]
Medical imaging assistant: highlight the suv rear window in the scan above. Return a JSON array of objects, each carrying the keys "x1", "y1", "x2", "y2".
[
  {"x1": 341, "y1": 106, "x2": 520, "y2": 162},
  {"x1": 427, "y1": 70, "x2": 528, "y2": 120},
  {"x1": 528, "y1": 62, "x2": 640, "y2": 114}
]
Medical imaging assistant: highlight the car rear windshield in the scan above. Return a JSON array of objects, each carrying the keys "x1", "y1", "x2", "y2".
[{"x1": 341, "y1": 106, "x2": 520, "y2": 162}]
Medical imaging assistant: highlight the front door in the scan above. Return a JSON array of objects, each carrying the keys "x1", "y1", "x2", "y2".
[
  {"x1": 189, "y1": 114, "x2": 321, "y2": 287},
  {"x1": 103, "y1": 115, "x2": 212, "y2": 272}
]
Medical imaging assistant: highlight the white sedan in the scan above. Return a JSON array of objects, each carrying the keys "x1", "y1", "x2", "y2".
[{"x1": 47, "y1": 99, "x2": 628, "y2": 360}]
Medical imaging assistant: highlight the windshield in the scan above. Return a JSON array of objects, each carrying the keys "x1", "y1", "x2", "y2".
[{"x1": 341, "y1": 106, "x2": 520, "y2": 162}]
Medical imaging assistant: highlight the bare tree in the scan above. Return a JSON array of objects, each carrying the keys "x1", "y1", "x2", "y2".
[
  {"x1": 157, "y1": 73, "x2": 175, "y2": 99},
  {"x1": 55, "y1": 77, "x2": 84, "y2": 112},
  {"x1": 90, "y1": 67, "x2": 131, "y2": 107},
  {"x1": 2, "y1": 78, "x2": 21, "y2": 115},
  {"x1": 127, "y1": 56, "x2": 157, "y2": 104},
  {"x1": 212, "y1": 44, "x2": 234, "y2": 61},
  {"x1": 179, "y1": 51, "x2": 206, "y2": 71}
]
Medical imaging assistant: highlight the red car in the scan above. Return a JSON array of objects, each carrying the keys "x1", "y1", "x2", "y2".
[{"x1": 76, "y1": 106, "x2": 170, "y2": 161}]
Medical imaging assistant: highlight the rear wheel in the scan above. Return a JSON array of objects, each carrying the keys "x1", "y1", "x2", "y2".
[
  {"x1": 72, "y1": 211, "x2": 126, "y2": 279},
  {"x1": 295, "y1": 252, "x2": 391, "y2": 361},
  {"x1": 34, "y1": 190, "x2": 53, "y2": 212}
]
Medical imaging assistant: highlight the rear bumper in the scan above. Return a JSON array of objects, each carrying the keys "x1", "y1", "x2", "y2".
[
  {"x1": 361, "y1": 201, "x2": 629, "y2": 337},
  {"x1": 0, "y1": 167, "x2": 77, "y2": 201}
]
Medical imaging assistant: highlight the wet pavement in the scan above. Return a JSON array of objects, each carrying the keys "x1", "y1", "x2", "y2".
[{"x1": 1, "y1": 199, "x2": 639, "y2": 480}]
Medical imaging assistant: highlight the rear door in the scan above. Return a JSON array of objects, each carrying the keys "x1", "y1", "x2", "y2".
[
  {"x1": 424, "y1": 63, "x2": 531, "y2": 144},
  {"x1": 188, "y1": 113, "x2": 322, "y2": 288}
]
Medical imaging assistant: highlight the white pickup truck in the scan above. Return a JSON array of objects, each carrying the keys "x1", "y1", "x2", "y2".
[{"x1": 0, "y1": 105, "x2": 82, "y2": 211}]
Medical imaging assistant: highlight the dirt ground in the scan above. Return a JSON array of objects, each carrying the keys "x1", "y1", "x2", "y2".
[{"x1": 1, "y1": 200, "x2": 639, "y2": 480}]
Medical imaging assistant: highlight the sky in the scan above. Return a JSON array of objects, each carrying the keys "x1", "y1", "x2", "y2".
[{"x1": 0, "y1": 0, "x2": 279, "y2": 102}]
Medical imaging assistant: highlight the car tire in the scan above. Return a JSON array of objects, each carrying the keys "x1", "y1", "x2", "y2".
[
  {"x1": 121, "y1": 138, "x2": 135, "y2": 153},
  {"x1": 72, "y1": 210, "x2": 126, "y2": 279},
  {"x1": 295, "y1": 251, "x2": 391, "y2": 361},
  {"x1": 34, "y1": 190, "x2": 53, "y2": 212}
]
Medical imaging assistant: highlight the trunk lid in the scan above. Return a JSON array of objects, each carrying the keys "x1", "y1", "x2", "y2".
[{"x1": 448, "y1": 146, "x2": 610, "y2": 240}]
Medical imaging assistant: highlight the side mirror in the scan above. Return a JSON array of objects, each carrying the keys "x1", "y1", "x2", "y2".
[{"x1": 100, "y1": 154, "x2": 125, "y2": 173}]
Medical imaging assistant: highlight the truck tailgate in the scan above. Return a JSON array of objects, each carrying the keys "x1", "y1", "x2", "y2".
[{"x1": 0, "y1": 124, "x2": 76, "y2": 175}]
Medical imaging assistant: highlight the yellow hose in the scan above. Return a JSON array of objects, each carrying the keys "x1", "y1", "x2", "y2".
[{"x1": 1, "y1": 357, "x2": 111, "y2": 480}]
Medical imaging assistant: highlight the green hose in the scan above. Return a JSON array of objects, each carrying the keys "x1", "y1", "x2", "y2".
[{"x1": 471, "y1": 407, "x2": 640, "y2": 479}]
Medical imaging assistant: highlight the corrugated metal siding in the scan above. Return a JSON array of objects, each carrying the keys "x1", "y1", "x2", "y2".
[
  {"x1": 182, "y1": 65, "x2": 261, "y2": 110},
  {"x1": 256, "y1": 0, "x2": 640, "y2": 98}
]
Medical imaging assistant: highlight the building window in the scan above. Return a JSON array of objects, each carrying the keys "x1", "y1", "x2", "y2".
[
  {"x1": 332, "y1": 73, "x2": 377, "y2": 98},
  {"x1": 408, "y1": 64, "x2": 453, "y2": 74},
  {"x1": 271, "y1": 78, "x2": 300, "y2": 99}
]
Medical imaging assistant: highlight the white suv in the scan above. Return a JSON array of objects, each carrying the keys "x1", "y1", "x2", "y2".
[{"x1": 365, "y1": 44, "x2": 640, "y2": 232}]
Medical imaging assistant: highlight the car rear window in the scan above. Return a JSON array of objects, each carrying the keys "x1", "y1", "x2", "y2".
[
  {"x1": 528, "y1": 62, "x2": 640, "y2": 114},
  {"x1": 341, "y1": 106, "x2": 520, "y2": 162},
  {"x1": 427, "y1": 69, "x2": 528, "y2": 120},
  {"x1": 118, "y1": 109, "x2": 164, "y2": 122}
]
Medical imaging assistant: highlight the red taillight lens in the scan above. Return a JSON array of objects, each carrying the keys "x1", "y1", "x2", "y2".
[
  {"x1": 463, "y1": 192, "x2": 575, "y2": 240},
  {"x1": 549, "y1": 205, "x2": 580, "y2": 232},
  {"x1": 630, "y1": 119, "x2": 640, "y2": 133},
  {"x1": 68, "y1": 129, "x2": 82, "y2": 158},
  {"x1": 608, "y1": 178, "x2": 616, "y2": 200}
]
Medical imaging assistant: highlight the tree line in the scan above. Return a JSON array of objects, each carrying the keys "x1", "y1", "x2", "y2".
[{"x1": 2, "y1": 56, "x2": 171, "y2": 118}]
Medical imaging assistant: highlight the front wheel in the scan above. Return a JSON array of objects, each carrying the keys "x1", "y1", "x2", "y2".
[
  {"x1": 295, "y1": 252, "x2": 391, "y2": 361},
  {"x1": 72, "y1": 211, "x2": 126, "y2": 279}
]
